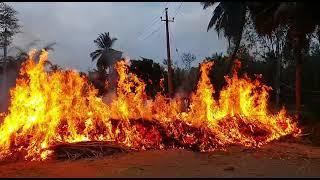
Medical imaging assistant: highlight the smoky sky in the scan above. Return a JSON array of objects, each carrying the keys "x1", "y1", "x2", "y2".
[{"x1": 8, "y1": 2, "x2": 228, "y2": 72}]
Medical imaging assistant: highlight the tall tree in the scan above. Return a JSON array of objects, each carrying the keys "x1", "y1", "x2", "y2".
[
  {"x1": 34, "y1": 42, "x2": 56, "y2": 62},
  {"x1": 0, "y1": 2, "x2": 21, "y2": 112},
  {"x1": 130, "y1": 57, "x2": 165, "y2": 97},
  {"x1": 0, "y1": 2, "x2": 21, "y2": 70},
  {"x1": 243, "y1": 18, "x2": 288, "y2": 109},
  {"x1": 13, "y1": 41, "x2": 56, "y2": 63},
  {"x1": 201, "y1": 2, "x2": 247, "y2": 64},
  {"x1": 14, "y1": 39, "x2": 40, "y2": 62},
  {"x1": 181, "y1": 52, "x2": 196, "y2": 70},
  {"x1": 249, "y1": 2, "x2": 320, "y2": 119},
  {"x1": 90, "y1": 32, "x2": 121, "y2": 75}
]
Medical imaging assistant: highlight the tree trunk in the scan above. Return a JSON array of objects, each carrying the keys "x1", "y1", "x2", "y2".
[
  {"x1": 290, "y1": 27, "x2": 305, "y2": 121},
  {"x1": 230, "y1": 37, "x2": 241, "y2": 62},
  {"x1": 314, "y1": 71, "x2": 319, "y2": 89},
  {"x1": 275, "y1": 57, "x2": 281, "y2": 109},
  {"x1": 294, "y1": 41, "x2": 303, "y2": 121},
  {"x1": 228, "y1": 11, "x2": 245, "y2": 74},
  {"x1": 227, "y1": 35, "x2": 242, "y2": 75},
  {"x1": 275, "y1": 34, "x2": 281, "y2": 110},
  {"x1": 295, "y1": 59, "x2": 302, "y2": 120}
]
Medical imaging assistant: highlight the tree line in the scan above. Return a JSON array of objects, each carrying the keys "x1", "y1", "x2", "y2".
[{"x1": 1, "y1": 2, "x2": 320, "y2": 121}]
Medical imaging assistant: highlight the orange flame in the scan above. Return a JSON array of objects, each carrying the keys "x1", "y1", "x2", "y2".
[{"x1": 0, "y1": 50, "x2": 300, "y2": 161}]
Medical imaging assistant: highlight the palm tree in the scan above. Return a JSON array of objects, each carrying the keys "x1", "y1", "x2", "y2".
[
  {"x1": 201, "y1": 2, "x2": 248, "y2": 63},
  {"x1": 248, "y1": 2, "x2": 320, "y2": 119},
  {"x1": 203, "y1": 2, "x2": 320, "y2": 119},
  {"x1": 13, "y1": 40, "x2": 55, "y2": 62},
  {"x1": 14, "y1": 40, "x2": 40, "y2": 62},
  {"x1": 90, "y1": 32, "x2": 119, "y2": 74},
  {"x1": 43, "y1": 60, "x2": 62, "y2": 72},
  {"x1": 34, "y1": 42, "x2": 56, "y2": 62}
]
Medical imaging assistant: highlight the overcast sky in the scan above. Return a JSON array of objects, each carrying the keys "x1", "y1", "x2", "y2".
[{"x1": 8, "y1": 2, "x2": 228, "y2": 72}]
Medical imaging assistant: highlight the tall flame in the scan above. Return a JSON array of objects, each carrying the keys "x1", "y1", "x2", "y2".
[{"x1": 0, "y1": 50, "x2": 300, "y2": 161}]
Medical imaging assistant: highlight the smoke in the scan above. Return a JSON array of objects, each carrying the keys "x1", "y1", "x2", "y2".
[
  {"x1": 124, "y1": 56, "x2": 131, "y2": 66},
  {"x1": 174, "y1": 86, "x2": 190, "y2": 99},
  {"x1": 102, "y1": 91, "x2": 117, "y2": 105}
]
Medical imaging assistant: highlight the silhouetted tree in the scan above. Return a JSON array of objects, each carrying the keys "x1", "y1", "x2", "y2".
[
  {"x1": 0, "y1": 2, "x2": 21, "y2": 67},
  {"x1": 10, "y1": 40, "x2": 56, "y2": 63},
  {"x1": 162, "y1": 59, "x2": 168, "y2": 66},
  {"x1": 14, "y1": 40, "x2": 40, "y2": 62},
  {"x1": 201, "y1": 2, "x2": 247, "y2": 63},
  {"x1": 90, "y1": 32, "x2": 122, "y2": 74},
  {"x1": 249, "y1": 2, "x2": 320, "y2": 118},
  {"x1": 130, "y1": 57, "x2": 165, "y2": 97},
  {"x1": 181, "y1": 52, "x2": 196, "y2": 70}
]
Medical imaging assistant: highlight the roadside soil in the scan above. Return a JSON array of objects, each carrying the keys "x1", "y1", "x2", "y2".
[{"x1": 0, "y1": 142, "x2": 320, "y2": 178}]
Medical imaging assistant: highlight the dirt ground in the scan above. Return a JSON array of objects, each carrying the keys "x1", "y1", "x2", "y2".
[{"x1": 0, "y1": 142, "x2": 320, "y2": 178}]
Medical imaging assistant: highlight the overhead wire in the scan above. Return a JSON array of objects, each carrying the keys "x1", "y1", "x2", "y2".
[
  {"x1": 137, "y1": 17, "x2": 160, "y2": 38},
  {"x1": 137, "y1": 2, "x2": 168, "y2": 40},
  {"x1": 141, "y1": 24, "x2": 162, "y2": 41},
  {"x1": 173, "y1": 2, "x2": 183, "y2": 18},
  {"x1": 169, "y1": 3, "x2": 184, "y2": 67},
  {"x1": 169, "y1": 24, "x2": 182, "y2": 68}
]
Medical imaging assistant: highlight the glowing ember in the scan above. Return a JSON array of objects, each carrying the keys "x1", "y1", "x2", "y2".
[{"x1": 0, "y1": 50, "x2": 300, "y2": 161}]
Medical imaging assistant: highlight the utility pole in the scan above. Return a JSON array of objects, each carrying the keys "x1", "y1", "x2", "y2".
[{"x1": 161, "y1": 8, "x2": 174, "y2": 97}]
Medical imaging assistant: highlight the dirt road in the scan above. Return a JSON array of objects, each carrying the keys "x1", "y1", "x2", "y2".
[{"x1": 0, "y1": 142, "x2": 320, "y2": 178}]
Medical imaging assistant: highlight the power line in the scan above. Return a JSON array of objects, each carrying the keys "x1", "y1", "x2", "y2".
[
  {"x1": 140, "y1": 24, "x2": 162, "y2": 41},
  {"x1": 137, "y1": 16, "x2": 159, "y2": 37},
  {"x1": 173, "y1": 2, "x2": 183, "y2": 18},
  {"x1": 168, "y1": 24, "x2": 178, "y2": 55},
  {"x1": 169, "y1": 29, "x2": 177, "y2": 55},
  {"x1": 169, "y1": 29, "x2": 182, "y2": 67},
  {"x1": 166, "y1": 3, "x2": 183, "y2": 56},
  {"x1": 143, "y1": 2, "x2": 168, "y2": 31},
  {"x1": 164, "y1": 2, "x2": 169, "y2": 8},
  {"x1": 139, "y1": 3, "x2": 170, "y2": 41},
  {"x1": 139, "y1": 20, "x2": 162, "y2": 40},
  {"x1": 137, "y1": 12, "x2": 164, "y2": 39},
  {"x1": 171, "y1": 3, "x2": 184, "y2": 67},
  {"x1": 137, "y1": 3, "x2": 167, "y2": 39},
  {"x1": 138, "y1": 23, "x2": 161, "y2": 40}
]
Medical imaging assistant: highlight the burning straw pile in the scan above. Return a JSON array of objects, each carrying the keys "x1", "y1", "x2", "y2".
[{"x1": 0, "y1": 50, "x2": 300, "y2": 161}]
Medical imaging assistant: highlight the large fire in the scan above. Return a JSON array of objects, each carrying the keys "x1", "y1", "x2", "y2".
[{"x1": 0, "y1": 50, "x2": 300, "y2": 161}]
